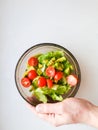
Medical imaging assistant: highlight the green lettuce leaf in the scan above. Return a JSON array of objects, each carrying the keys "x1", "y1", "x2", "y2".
[
  {"x1": 33, "y1": 88, "x2": 47, "y2": 103},
  {"x1": 51, "y1": 93, "x2": 63, "y2": 101}
]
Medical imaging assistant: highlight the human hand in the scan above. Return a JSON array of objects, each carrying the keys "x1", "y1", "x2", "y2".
[{"x1": 28, "y1": 98, "x2": 98, "y2": 128}]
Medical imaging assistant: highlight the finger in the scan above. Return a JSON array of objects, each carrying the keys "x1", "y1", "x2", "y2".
[
  {"x1": 36, "y1": 102, "x2": 63, "y2": 114},
  {"x1": 26, "y1": 103, "x2": 64, "y2": 126},
  {"x1": 38, "y1": 113, "x2": 66, "y2": 127},
  {"x1": 27, "y1": 104, "x2": 56, "y2": 125},
  {"x1": 37, "y1": 113, "x2": 58, "y2": 126}
]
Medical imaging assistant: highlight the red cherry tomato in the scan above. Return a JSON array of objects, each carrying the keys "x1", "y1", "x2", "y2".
[
  {"x1": 47, "y1": 79, "x2": 53, "y2": 88},
  {"x1": 28, "y1": 57, "x2": 38, "y2": 66},
  {"x1": 66, "y1": 74, "x2": 78, "y2": 87},
  {"x1": 46, "y1": 66, "x2": 55, "y2": 77},
  {"x1": 38, "y1": 77, "x2": 47, "y2": 87},
  {"x1": 21, "y1": 77, "x2": 31, "y2": 87},
  {"x1": 54, "y1": 71, "x2": 63, "y2": 81},
  {"x1": 27, "y1": 70, "x2": 37, "y2": 80}
]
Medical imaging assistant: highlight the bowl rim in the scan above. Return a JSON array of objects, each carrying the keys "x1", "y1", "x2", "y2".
[{"x1": 15, "y1": 43, "x2": 81, "y2": 106}]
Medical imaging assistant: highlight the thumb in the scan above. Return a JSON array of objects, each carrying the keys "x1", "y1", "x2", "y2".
[{"x1": 36, "y1": 102, "x2": 62, "y2": 114}]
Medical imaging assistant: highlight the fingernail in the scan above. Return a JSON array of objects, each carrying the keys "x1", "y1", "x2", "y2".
[{"x1": 36, "y1": 105, "x2": 42, "y2": 112}]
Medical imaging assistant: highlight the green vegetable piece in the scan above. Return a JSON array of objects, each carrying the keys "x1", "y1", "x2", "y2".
[
  {"x1": 64, "y1": 67, "x2": 70, "y2": 75},
  {"x1": 52, "y1": 84, "x2": 59, "y2": 90},
  {"x1": 34, "y1": 88, "x2": 47, "y2": 103},
  {"x1": 56, "y1": 85, "x2": 67, "y2": 95},
  {"x1": 60, "y1": 76, "x2": 67, "y2": 85},
  {"x1": 37, "y1": 69, "x2": 42, "y2": 76},
  {"x1": 64, "y1": 60, "x2": 71, "y2": 68},
  {"x1": 32, "y1": 76, "x2": 39, "y2": 88},
  {"x1": 41, "y1": 64, "x2": 46, "y2": 72},
  {"x1": 53, "y1": 51, "x2": 64, "y2": 58},
  {"x1": 41, "y1": 87, "x2": 51, "y2": 95},
  {"x1": 56, "y1": 56, "x2": 66, "y2": 62},
  {"x1": 38, "y1": 52, "x2": 53, "y2": 63},
  {"x1": 66, "y1": 85, "x2": 71, "y2": 93},
  {"x1": 38, "y1": 63, "x2": 43, "y2": 68},
  {"x1": 70, "y1": 65, "x2": 74, "y2": 71},
  {"x1": 44, "y1": 51, "x2": 53, "y2": 59},
  {"x1": 29, "y1": 85, "x2": 34, "y2": 92},
  {"x1": 53, "y1": 62, "x2": 64, "y2": 71},
  {"x1": 56, "y1": 85, "x2": 71, "y2": 95},
  {"x1": 42, "y1": 59, "x2": 48, "y2": 65},
  {"x1": 51, "y1": 93, "x2": 63, "y2": 101},
  {"x1": 47, "y1": 57, "x2": 56, "y2": 66}
]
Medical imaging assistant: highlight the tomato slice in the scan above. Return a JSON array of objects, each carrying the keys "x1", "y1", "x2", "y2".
[
  {"x1": 46, "y1": 66, "x2": 55, "y2": 77},
  {"x1": 54, "y1": 71, "x2": 63, "y2": 81},
  {"x1": 28, "y1": 57, "x2": 38, "y2": 66},
  {"x1": 21, "y1": 77, "x2": 31, "y2": 87},
  {"x1": 27, "y1": 70, "x2": 37, "y2": 80},
  {"x1": 47, "y1": 79, "x2": 53, "y2": 88},
  {"x1": 66, "y1": 74, "x2": 78, "y2": 87},
  {"x1": 38, "y1": 77, "x2": 47, "y2": 87}
]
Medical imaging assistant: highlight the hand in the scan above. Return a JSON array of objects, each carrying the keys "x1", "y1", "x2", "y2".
[{"x1": 28, "y1": 98, "x2": 98, "y2": 128}]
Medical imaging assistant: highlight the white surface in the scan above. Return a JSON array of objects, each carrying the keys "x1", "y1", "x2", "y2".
[{"x1": 0, "y1": 0, "x2": 98, "y2": 130}]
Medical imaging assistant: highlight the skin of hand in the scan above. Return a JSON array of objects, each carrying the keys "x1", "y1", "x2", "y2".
[{"x1": 28, "y1": 98, "x2": 98, "y2": 128}]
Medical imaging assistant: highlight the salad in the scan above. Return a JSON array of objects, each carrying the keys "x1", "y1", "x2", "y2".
[{"x1": 21, "y1": 51, "x2": 78, "y2": 103}]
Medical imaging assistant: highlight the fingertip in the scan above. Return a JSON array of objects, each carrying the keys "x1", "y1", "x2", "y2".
[
  {"x1": 36, "y1": 104, "x2": 43, "y2": 112},
  {"x1": 36, "y1": 103, "x2": 61, "y2": 114}
]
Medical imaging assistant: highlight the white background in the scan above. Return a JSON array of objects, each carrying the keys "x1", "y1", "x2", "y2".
[{"x1": 0, "y1": 0, "x2": 98, "y2": 130}]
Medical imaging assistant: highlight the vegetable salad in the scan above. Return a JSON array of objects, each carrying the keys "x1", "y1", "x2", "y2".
[{"x1": 21, "y1": 51, "x2": 78, "y2": 103}]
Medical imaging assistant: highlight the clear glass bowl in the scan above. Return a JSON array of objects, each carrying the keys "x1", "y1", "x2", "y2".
[{"x1": 15, "y1": 43, "x2": 81, "y2": 106}]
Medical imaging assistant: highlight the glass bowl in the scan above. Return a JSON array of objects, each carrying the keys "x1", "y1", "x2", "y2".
[{"x1": 15, "y1": 43, "x2": 81, "y2": 106}]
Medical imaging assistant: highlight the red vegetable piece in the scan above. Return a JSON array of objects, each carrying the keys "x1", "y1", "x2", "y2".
[
  {"x1": 38, "y1": 77, "x2": 47, "y2": 87},
  {"x1": 54, "y1": 71, "x2": 63, "y2": 81},
  {"x1": 21, "y1": 77, "x2": 31, "y2": 87},
  {"x1": 46, "y1": 66, "x2": 55, "y2": 77},
  {"x1": 28, "y1": 57, "x2": 38, "y2": 66},
  {"x1": 27, "y1": 70, "x2": 37, "y2": 80},
  {"x1": 47, "y1": 79, "x2": 53, "y2": 88},
  {"x1": 66, "y1": 74, "x2": 78, "y2": 86}
]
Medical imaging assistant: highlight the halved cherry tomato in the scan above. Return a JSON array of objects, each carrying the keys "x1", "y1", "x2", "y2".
[
  {"x1": 28, "y1": 57, "x2": 38, "y2": 66},
  {"x1": 54, "y1": 71, "x2": 63, "y2": 81},
  {"x1": 47, "y1": 79, "x2": 53, "y2": 88},
  {"x1": 38, "y1": 77, "x2": 47, "y2": 87},
  {"x1": 66, "y1": 74, "x2": 78, "y2": 87},
  {"x1": 27, "y1": 70, "x2": 37, "y2": 80},
  {"x1": 46, "y1": 66, "x2": 55, "y2": 77},
  {"x1": 21, "y1": 77, "x2": 31, "y2": 87}
]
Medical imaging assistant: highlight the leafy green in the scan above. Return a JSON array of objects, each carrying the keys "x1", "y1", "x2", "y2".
[
  {"x1": 47, "y1": 57, "x2": 56, "y2": 66},
  {"x1": 33, "y1": 88, "x2": 47, "y2": 103},
  {"x1": 55, "y1": 56, "x2": 66, "y2": 62},
  {"x1": 31, "y1": 84, "x2": 71, "y2": 102},
  {"x1": 53, "y1": 51, "x2": 64, "y2": 58},
  {"x1": 53, "y1": 62, "x2": 64, "y2": 71},
  {"x1": 51, "y1": 93, "x2": 63, "y2": 101},
  {"x1": 64, "y1": 67, "x2": 70, "y2": 75},
  {"x1": 38, "y1": 51, "x2": 64, "y2": 64},
  {"x1": 32, "y1": 76, "x2": 39, "y2": 88}
]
